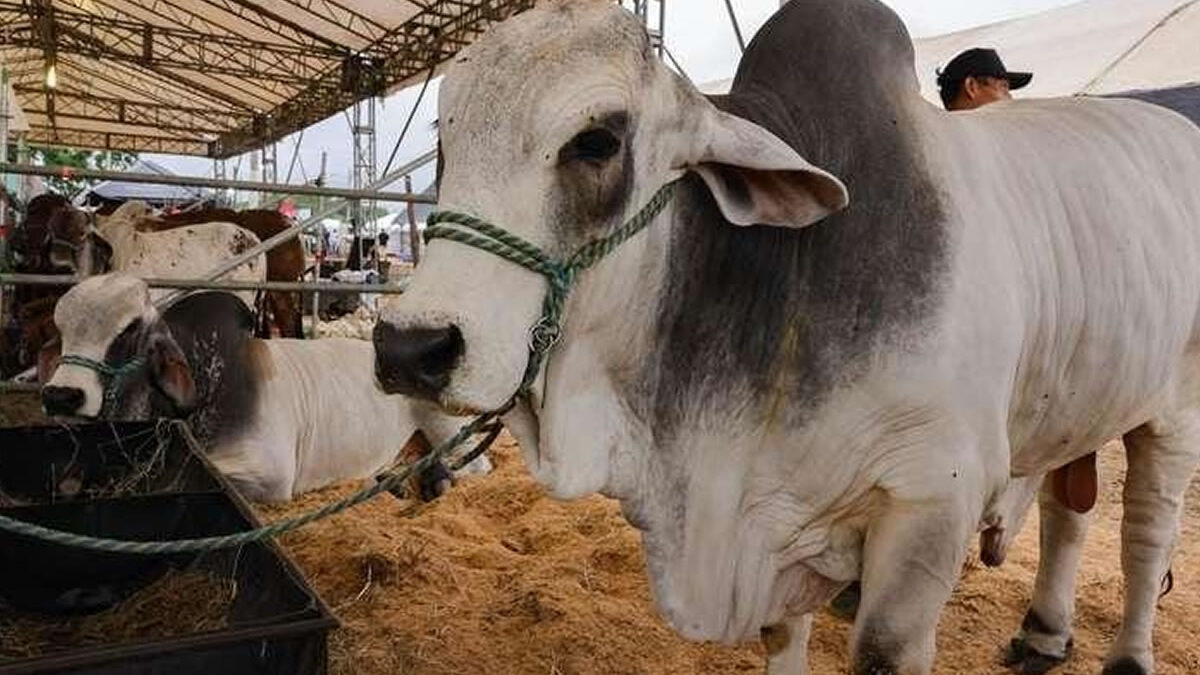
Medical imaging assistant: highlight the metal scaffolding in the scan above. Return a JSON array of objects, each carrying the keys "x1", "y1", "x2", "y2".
[
  {"x1": 0, "y1": 162, "x2": 433, "y2": 203},
  {"x1": 0, "y1": 0, "x2": 536, "y2": 158},
  {"x1": 351, "y1": 95, "x2": 376, "y2": 237},
  {"x1": 629, "y1": 0, "x2": 666, "y2": 57}
]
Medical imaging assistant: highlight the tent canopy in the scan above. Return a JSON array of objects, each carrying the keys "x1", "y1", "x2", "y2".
[
  {"x1": 0, "y1": 0, "x2": 532, "y2": 158},
  {"x1": 702, "y1": 0, "x2": 1200, "y2": 120},
  {"x1": 914, "y1": 0, "x2": 1199, "y2": 101},
  {"x1": 81, "y1": 157, "x2": 206, "y2": 205}
]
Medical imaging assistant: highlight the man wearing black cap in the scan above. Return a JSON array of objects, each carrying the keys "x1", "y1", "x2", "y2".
[{"x1": 936, "y1": 47, "x2": 1033, "y2": 111}]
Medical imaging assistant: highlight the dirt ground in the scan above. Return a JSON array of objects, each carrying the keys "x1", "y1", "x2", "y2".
[
  {"x1": 3, "y1": 392, "x2": 1199, "y2": 674},
  {"x1": 258, "y1": 435, "x2": 1200, "y2": 675}
]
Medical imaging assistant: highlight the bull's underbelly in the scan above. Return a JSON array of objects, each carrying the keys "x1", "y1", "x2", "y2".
[{"x1": 1006, "y1": 326, "x2": 1198, "y2": 477}]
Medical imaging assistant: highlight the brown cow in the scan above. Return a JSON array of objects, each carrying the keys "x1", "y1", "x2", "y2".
[{"x1": 2, "y1": 194, "x2": 75, "y2": 377}]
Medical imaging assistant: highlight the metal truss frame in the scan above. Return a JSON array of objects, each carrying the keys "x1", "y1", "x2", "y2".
[{"x1": 0, "y1": 0, "x2": 534, "y2": 157}]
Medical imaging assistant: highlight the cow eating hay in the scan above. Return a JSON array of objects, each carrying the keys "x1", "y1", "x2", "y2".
[
  {"x1": 42, "y1": 274, "x2": 490, "y2": 502},
  {"x1": 373, "y1": 0, "x2": 1200, "y2": 673}
]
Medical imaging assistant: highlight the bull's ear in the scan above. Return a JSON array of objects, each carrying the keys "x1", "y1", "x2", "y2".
[
  {"x1": 89, "y1": 235, "x2": 113, "y2": 275},
  {"x1": 673, "y1": 106, "x2": 849, "y2": 228},
  {"x1": 149, "y1": 330, "x2": 195, "y2": 413},
  {"x1": 37, "y1": 338, "x2": 61, "y2": 384}
]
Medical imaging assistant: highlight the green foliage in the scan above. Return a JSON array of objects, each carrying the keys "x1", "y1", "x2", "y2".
[{"x1": 28, "y1": 147, "x2": 138, "y2": 197}]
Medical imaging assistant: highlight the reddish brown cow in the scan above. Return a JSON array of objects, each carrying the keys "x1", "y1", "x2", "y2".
[
  {"x1": 2, "y1": 194, "x2": 74, "y2": 377},
  {"x1": 136, "y1": 208, "x2": 305, "y2": 338}
]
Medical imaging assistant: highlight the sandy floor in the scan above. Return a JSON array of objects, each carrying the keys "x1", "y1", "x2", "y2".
[
  {"x1": 3, "y1": 391, "x2": 1197, "y2": 674},
  {"x1": 258, "y1": 436, "x2": 1200, "y2": 675}
]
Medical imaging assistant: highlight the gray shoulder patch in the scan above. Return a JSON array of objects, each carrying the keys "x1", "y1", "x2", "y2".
[{"x1": 638, "y1": 0, "x2": 947, "y2": 437}]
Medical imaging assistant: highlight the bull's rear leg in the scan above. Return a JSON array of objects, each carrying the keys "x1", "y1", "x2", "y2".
[
  {"x1": 762, "y1": 614, "x2": 813, "y2": 674},
  {"x1": 1006, "y1": 476, "x2": 1090, "y2": 675},
  {"x1": 851, "y1": 502, "x2": 973, "y2": 674},
  {"x1": 1106, "y1": 416, "x2": 1200, "y2": 674}
]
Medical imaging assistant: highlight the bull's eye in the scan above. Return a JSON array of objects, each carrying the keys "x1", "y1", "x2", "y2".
[{"x1": 558, "y1": 128, "x2": 621, "y2": 164}]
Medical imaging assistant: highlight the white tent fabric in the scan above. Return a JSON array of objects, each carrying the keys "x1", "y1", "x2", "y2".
[
  {"x1": 700, "y1": 0, "x2": 1200, "y2": 105},
  {"x1": 913, "y1": 0, "x2": 1200, "y2": 102}
]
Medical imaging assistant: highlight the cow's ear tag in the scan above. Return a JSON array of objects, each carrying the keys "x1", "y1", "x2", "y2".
[{"x1": 675, "y1": 104, "x2": 849, "y2": 229}]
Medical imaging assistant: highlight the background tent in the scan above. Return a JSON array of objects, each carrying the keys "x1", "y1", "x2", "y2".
[
  {"x1": 77, "y1": 158, "x2": 211, "y2": 211},
  {"x1": 914, "y1": 0, "x2": 1200, "y2": 123},
  {"x1": 700, "y1": 0, "x2": 1200, "y2": 125}
]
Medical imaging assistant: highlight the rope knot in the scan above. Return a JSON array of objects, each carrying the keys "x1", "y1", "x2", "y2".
[{"x1": 528, "y1": 316, "x2": 563, "y2": 354}]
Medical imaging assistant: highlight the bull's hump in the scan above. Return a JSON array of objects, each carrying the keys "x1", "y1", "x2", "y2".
[{"x1": 645, "y1": 0, "x2": 947, "y2": 433}]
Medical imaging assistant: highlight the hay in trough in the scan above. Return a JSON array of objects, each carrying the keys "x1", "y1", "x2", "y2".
[
  {"x1": 0, "y1": 568, "x2": 234, "y2": 660},
  {"x1": 0, "y1": 392, "x2": 47, "y2": 429}
]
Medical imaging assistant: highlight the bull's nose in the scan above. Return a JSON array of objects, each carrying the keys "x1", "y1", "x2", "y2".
[
  {"x1": 42, "y1": 385, "x2": 85, "y2": 417},
  {"x1": 373, "y1": 322, "x2": 464, "y2": 399}
]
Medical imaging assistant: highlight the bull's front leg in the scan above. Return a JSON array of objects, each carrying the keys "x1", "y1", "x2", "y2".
[
  {"x1": 1005, "y1": 475, "x2": 1090, "y2": 675},
  {"x1": 1105, "y1": 417, "x2": 1200, "y2": 674},
  {"x1": 850, "y1": 500, "x2": 974, "y2": 674},
  {"x1": 761, "y1": 614, "x2": 813, "y2": 674}
]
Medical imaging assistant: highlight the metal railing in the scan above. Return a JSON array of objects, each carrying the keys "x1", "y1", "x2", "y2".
[
  {"x1": 0, "y1": 162, "x2": 436, "y2": 203},
  {"x1": 0, "y1": 273, "x2": 408, "y2": 294},
  {"x1": 0, "y1": 149, "x2": 440, "y2": 395}
]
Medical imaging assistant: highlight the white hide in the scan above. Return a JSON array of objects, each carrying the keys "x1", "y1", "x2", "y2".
[
  {"x1": 97, "y1": 203, "x2": 266, "y2": 310},
  {"x1": 209, "y1": 336, "x2": 483, "y2": 502},
  {"x1": 378, "y1": 1, "x2": 1200, "y2": 670},
  {"x1": 46, "y1": 274, "x2": 155, "y2": 418},
  {"x1": 48, "y1": 274, "x2": 488, "y2": 500}
]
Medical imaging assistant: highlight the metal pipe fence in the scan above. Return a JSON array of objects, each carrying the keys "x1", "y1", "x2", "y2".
[
  {"x1": 0, "y1": 273, "x2": 408, "y2": 294},
  {"x1": 0, "y1": 162, "x2": 436, "y2": 203}
]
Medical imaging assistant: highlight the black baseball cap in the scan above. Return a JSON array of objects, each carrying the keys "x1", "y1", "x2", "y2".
[{"x1": 936, "y1": 48, "x2": 1032, "y2": 95}]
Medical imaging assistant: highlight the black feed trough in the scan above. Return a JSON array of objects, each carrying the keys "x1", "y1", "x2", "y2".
[{"x1": 0, "y1": 422, "x2": 337, "y2": 674}]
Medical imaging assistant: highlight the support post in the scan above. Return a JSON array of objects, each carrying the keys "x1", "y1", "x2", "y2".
[
  {"x1": 1, "y1": 66, "x2": 9, "y2": 234},
  {"x1": 630, "y1": 1, "x2": 664, "y2": 56},
  {"x1": 312, "y1": 150, "x2": 328, "y2": 337},
  {"x1": 213, "y1": 158, "x2": 230, "y2": 207},
  {"x1": 351, "y1": 95, "x2": 377, "y2": 271},
  {"x1": 248, "y1": 151, "x2": 261, "y2": 208},
  {"x1": 262, "y1": 142, "x2": 277, "y2": 185},
  {"x1": 405, "y1": 174, "x2": 420, "y2": 266}
]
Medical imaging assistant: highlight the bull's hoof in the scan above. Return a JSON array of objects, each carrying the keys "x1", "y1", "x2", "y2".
[
  {"x1": 416, "y1": 460, "x2": 455, "y2": 502},
  {"x1": 1101, "y1": 657, "x2": 1148, "y2": 675},
  {"x1": 828, "y1": 581, "x2": 861, "y2": 621},
  {"x1": 379, "y1": 458, "x2": 455, "y2": 502},
  {"x1": 1004, "y1": 636, "x2": 1072, "y2": 675}
]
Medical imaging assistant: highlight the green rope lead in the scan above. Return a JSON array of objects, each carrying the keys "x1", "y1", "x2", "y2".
[
  {"x1": 58, "y1": 354, "x2": 147, "y2": 418},
  {"x1": 425, "y1": 180, "x2": 678, "y2": 390},
  {"x1": 0, "y1": 413, "x2": 500, "y2": 555},
  {"x1": 0, "y1": 180, "x2": 678, "y2": 556}
]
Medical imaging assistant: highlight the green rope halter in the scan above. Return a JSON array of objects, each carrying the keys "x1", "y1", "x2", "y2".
[
  {"x1": 424, "y1": 180, "x2": 678, "y2": 394},
  {"x1": 58, "y1": 354, "x2": 147, "y2": 417}
]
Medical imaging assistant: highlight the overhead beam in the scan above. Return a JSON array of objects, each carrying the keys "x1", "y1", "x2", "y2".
[
  {"x1": 274, "y1": 0, "x2": 389, "y2": 45},
  {"x1": 194, "y1": 0, "x2": 348, "y2": 52},
  {"x1": 24, "y1": 125, "x2": 212, "y2": 155},
  {"x1": 15, "y1": 86, "x2": 252, "y2": 135},
  {"x1": 23, "y1": 0, "x2": 57, "y2": 129},
  {"x1": 0, "y1": 1, "x2": 346, "y2": 86},
  {"x1": 0, "y1": 162, "x2": 436, "y2": 202},
  {"x1": 214, "y1": 0, "x2": 535, "y2": 158}
]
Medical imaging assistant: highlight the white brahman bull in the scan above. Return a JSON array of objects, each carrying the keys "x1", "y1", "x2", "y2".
[
  {"x1": 42, "y1": 274, "x2": 490, "y2": 502},
  {"x1": 372, "y1": 0, "x2": 1200, "y2": 673},
  {"x1": 92, "y1": 201, "x2": 265, "y2": 310}
]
